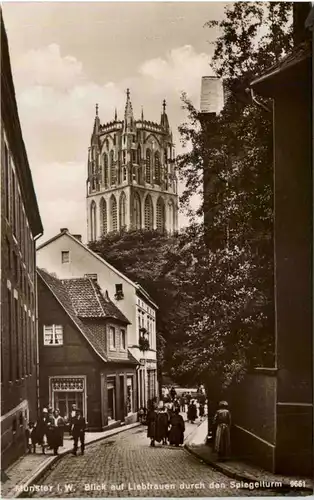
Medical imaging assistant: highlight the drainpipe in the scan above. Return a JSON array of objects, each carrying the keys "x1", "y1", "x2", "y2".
[{"x1": 34, "y1": 232, "x2": 43, "y2": 417}]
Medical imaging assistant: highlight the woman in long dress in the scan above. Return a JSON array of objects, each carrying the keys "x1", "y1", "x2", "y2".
[
  {"x1": 169, "y1": 408, "x2": 185, "y2": 446},
  {"x1": 50, "y1": 409, "x2": 65, "y2": 455},
  {"x1": 147, "y1": 401, "x2": 157, "y2": 447},
  {"x1": 187, "y1": 400, "x2": 197, "y2": 423},
  {"x1": 213, "y1": 401, "x2": 231, "y2": 460},
  {"x1": 156, "y1": 402, "x2": 169, "y2": 445}
]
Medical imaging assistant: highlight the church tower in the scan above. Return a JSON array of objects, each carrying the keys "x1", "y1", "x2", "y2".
[{"x1": 86, "y1": 90, "x2": 178, "y2": 242}]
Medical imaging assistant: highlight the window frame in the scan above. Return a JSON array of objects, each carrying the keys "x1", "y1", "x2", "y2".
[
  {"x1": 120, "y1": 328, "x2": 126, "y2": 351},
  {"x1": 43, "y1": 324, "x2": 64, "y2": 346},
  {"x1": 61, "y1": 250, "x2": 70, "y2": 264},
  {"x1": 108, "y1": 325, "x2": 116, "y2": 351}
]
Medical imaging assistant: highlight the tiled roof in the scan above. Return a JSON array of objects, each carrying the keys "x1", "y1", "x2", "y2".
[
  {"x1": 37, "y1": 269, "x2": 132, "y2": 365},
  {"x1": 62, "y1": 278, "x2": 130, "y2": 324}
]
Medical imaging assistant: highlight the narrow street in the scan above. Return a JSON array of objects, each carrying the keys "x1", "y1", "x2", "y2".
[{"x1": 30, "y1": 426, "x2": 289, "y2": 498}]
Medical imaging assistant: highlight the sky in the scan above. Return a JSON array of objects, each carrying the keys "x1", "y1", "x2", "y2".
[{"x1": 2, "y1": 1, "x2": 227, "y2": 243}]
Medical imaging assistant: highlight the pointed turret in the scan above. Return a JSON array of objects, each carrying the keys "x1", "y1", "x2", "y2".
[
  {"x1": 141, "y1": 106, "x2": 144, "y2": 122},
  {"x1": 114, "y1": 107, "x2": 117, "y2": 121},
  {"x1": 124, "y1": 88, "x2": 134, "y2": 130},
  {"x1": 160, "y1": 99, "x2": 169, "y2": 131},
  {"x1": 91, "y1": 103, "x2": 100, "y2": 145}
]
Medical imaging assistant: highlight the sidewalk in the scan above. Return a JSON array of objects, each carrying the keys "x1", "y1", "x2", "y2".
[
  {"x1": 1, "y1": 422, "x2": 140, "y2": 499},
  {"x1": 185, "y1": 419, "x2": 313, "y2": 493}
]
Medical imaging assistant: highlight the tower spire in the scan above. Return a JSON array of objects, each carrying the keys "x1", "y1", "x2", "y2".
[
  {"x1": 124, "y1": 88, "x2": 134, "y2": 129},
  {"x1": 93, "y1": 102, "x2": 100, "y2": 137},
  {"x1": 141, "y1": 106, "x2": 144, "y2": 121},
  {"x1": 114, "y1": 107, "x2": 117, "y2": 121},
  {"x1": 95, "y1": 103, "x2": 99, "y2": 117},
  {"x1": 160, "y1": 98, "x2": 169, "y2": 131}
]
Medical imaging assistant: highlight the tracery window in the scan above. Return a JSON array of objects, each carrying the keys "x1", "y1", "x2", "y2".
[
  {"x1": 103, "y1": 154, "x2": 108, "y2": 187},
  {"x1": 90, "y1": 200, "x2": 97, "y2": 241},
  {"x1": 110, "y1": 150, "x2": 116, "y2": 185},
  {"x1": 154, "y1": 152, "x2": 161, "y2": 185},
  {"x1": 144, "y1": 195, "x2": 153, "y2": 230},
  {"x1": 110, "y1": 195, "x2": 117, "y2": 232},
  {"x1": 119, "y1": 192, "x2": 126, "y2": 230},
  {"x1": 100, "y1": 197, "x2": 107, "y2": 235},
  {"x1": 156, "y1": 197, "x2": 166, "y2": 232},
  {"x1": 168, "y1": 200, "x2": 174, "y2": 233},
  {"x1": 133, "y1": 192, "x2": 141, "y2": 230},
  {"x1": 146, "y1": 149, "x2": 151, "y2": 183}
]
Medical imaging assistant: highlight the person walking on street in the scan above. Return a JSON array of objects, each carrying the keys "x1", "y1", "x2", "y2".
[
  {"x1": 169, "y1": 407, "x2": 185, "y2": 446},
  {"x1": 187, "y1": 399, "x2": 197, "y2": 423},
  {"x1": 170, "y1": 386, "x2": 177, "y2": 401},
  {"x1": 71, "y1": 409, "x2": 86, "y2": 456},
  {"x1": 50, "y1": 409, "x2": 65, "y2": 455},
  {"x1": 36, "y1": 408, "x2": 52, "y2": 454},
  {"x1": 147, "y1": 400, "x2": 157, "y2": 447},
  {"x1": 155, "y1": 401, "x2": 169, "y2": 445},
  {"x1": 213, "y1": 401, "x2": 231, "y2": 460}
]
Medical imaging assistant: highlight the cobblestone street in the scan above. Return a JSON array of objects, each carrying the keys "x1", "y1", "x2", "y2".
[{"x1": 29, "y1": 426, "x2": 291, "y2": 498}]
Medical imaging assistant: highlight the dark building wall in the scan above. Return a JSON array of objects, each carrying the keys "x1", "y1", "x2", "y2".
[
  {"x1": 273, "y1": 69, "x2": 313, "y2": 476},
  {"x1": 227, "y1": 371, "x2": 277, "y2": 472},
  {"x1": 1, "y1": 14, "x2": 42, "y2": 470}
]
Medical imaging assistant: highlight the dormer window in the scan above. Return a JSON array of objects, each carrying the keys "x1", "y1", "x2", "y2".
[
  {"x1": 115, "y1": 284, "x2": 124, "y2": 300},
  {"x1": 61, "y1": 251, "x2": 69, "y2": 264}
]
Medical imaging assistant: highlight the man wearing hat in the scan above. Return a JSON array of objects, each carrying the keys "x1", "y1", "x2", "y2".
[
  {"x1": 71, "y1": 409, "x2": 86, "y2": 456},
  {"x1": 36, "y1": 408, "x2": 52, "y2": 454}
]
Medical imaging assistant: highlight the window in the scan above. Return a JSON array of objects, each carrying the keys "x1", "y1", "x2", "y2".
[
  {"x1": 44, "y1": 325, "x2": 63, "y2": 345},
  {"x1": 115, "y1": 283, "x2": 124, "y2": 300},
  {"x1": 154, "y1": 152, "x2": 161, "y2": 185},
  {"x1": 61, "y1": 251, "x2": 70, "y2": 264},
  {"x1": 110, "y1": 195, "x2": 117, "y2": 232},
  {"x1": 146, "y1": 149, "x2": 151, "y2": 183},
  {"x1": 109, "y1": 326, "x2": 116, "y2": 350},
  {"x1": 126, "y1": 377, "x2": 133, "y2": 413},
  {"x1": 133, "y1": 193, "x2": 141, "y2": 230},
  {"x1": 120, "y1": 329, "x2": 126, "y2": 350},
  {"x1": 144, "y1": 195, "x2": 153, "y2": 230},
  {"x1": 110, "y1": 150, "x2": 115, "y2": 185},
  {"x1": 12, "y1": 169, "x2": 16, "y2": 236},
  {"x1": 103, "y1": 154, "x2": 108, "y2": 187},
  {"x1": 14, "y1": 297, "x2": 20, "y2": 380},
  {"x1": 156, "y1": 197, "x2": 166, "y2": 232},
  {"x1": 7, "y1": 289, "x2": 13, "y2": 381},
  {"x1": 119, "y1": 192, "x2": 126, "y2": 230},
  {"x1": 90, "y1": 201, "x2": 97, "y2": 241},
  {"x1": 100, "y1": 198, "x2": 107, "y2": 235}
]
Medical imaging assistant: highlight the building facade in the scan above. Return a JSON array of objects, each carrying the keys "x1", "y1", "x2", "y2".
[
  {"x1": 1, "y1": 13, "x2": 43, "y2": 469},
  {"x1": 36, "y1": 229, "x2": 158, "y2": 409},
  {"x1": 86, "y1": 90, "x2": 178, "y2": 241},
  {"x1": 38, "y1": 270, "x2": 138, "y2": 429}
]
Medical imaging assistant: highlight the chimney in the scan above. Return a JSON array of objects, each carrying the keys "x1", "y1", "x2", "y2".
[
  {"x1": 200, "y1": 76, "x2": 224, "y2": 115},
  {"x1": 293, "y1": 3, "x2": 312, "y2": 45},
  {"x1": 60, "y1": 228, "x2": 68, "y2": 233},
  {"x1": 72, "y1": 234, "x2": 82, "y2": 242}
]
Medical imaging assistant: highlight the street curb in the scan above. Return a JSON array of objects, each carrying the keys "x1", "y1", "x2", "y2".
[
  {"x1": 9, "y1": 422, "x2": 141, "y2": 499},
  {"x1": 184, "y1": 444, "x2": 313, "y2": 494}
]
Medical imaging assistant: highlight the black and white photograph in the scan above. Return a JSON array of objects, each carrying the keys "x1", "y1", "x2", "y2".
[{"x1": 0, "y1": 1, "x2": 313, "y2": 498}]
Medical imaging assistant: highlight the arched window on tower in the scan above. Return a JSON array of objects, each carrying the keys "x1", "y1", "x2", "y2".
[
  {"x1": 137, "y1": 145, "x2": 141, "y2": 164},
  {"x1": 133, "y1": 192, "x2": 141, "y2": 230},
  {"x1": 110, "y1": 194, "x2": 117, "y2": 232},
  {"x1": 144, "y1": 195, "x2": 153, "y2": 230},
  {"x1": 146, "y1": 149, "x2": 151, "y2": 183},
  {"x1": 154, "y1": 152, "x2": 161, "y2": 185},
  {"x1": 168, "y1": 200, "x2": 174, "y2": 234},
  {"x1": 100, "y1": 198, "x2": 107, "y2": 235},
  {"x1": 119, "y1": 192, "x2": 126, "y2": 230},
  {"x1": 90, "y1": 200, "x2": 97, "y2": 241},
  {"x1": 110, "y1": 150, "x2": 115, "y2": 185},
  {"x1": 156, "y1": 197, "x2": 166, "y2": 232},
  {"x1": 103, "y1": 153, "x2": 108, "y2": 187}
]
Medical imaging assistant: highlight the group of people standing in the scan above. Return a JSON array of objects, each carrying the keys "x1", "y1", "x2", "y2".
[
  {"x1": 26, "y1": 404, "x2": 86, "y2": 456},
  {"x1": 147, "y1": 400, "x2": 185, "y2": 447}
]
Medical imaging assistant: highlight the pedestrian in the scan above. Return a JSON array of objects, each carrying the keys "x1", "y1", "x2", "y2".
[
  {"x1": 179, "y1": 393, "x2": 186, "y2": 413},
  {"x1": 71, "y1": 408, "x2": 86, "y2": 456},
  {"x1": 187, "y1": 399, "x2": 197, "y2": 423},
  {"x1": 36, "y1": 408, "x2": 52, "y2": 454},
  {"x1": 69, "y1": 404, "x2": 77, "y2": 439},
  {"x1": 25, "y1": 422, "x2": 37, "y2": 454},
  {"x1": 156, "y1": 401, "x2": 169, "y2": 445},
  {"x1": 199, "y1": 402, "x2": 205, "y2": 419},
  {"x1": 169, "y1": 407, "x2": 185, "y2": 447},
  {"x1": 213, "y1": 401, "x2": 231, "y2": 460},
  {"x1": 170, "y1": 386, "x2": 177, "y2": 401},
  {"x1": 50, "y1": 409, "x2": 65, "y2": 455},
  {"x1": 147, "y1": 400, "x2": 157, "y2": 447}
]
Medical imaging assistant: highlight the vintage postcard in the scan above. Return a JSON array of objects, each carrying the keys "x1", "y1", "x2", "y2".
[{"x1": 1, "y1": 1, "x2": 313, "y2": 498}]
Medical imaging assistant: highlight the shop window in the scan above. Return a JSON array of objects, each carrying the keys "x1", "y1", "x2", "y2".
[
  {"x1": 44, "y1": 325, "x2": 63, "y2": 346},
  {"x1": 126, "y1": 377, "x2": 133, "y2": 414}
]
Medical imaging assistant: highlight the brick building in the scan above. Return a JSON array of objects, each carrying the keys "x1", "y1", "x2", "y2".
[
  {"x1": 1, "y1": 13, "x2": 43, "y2": 469},
  {"x1": 37, "y1": 229, "x2": 158, "y2": 409},
  {"x1": 87, "y1": 90, "x2": 178, "y2": 240},
  {"x1": 37, "y1": 269, "x2": 138, "y2": 429}
]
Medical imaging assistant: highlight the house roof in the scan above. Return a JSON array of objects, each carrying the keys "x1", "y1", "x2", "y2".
[
  {"x1": 251, "y1": 41, "x2": 311, "y2": 93},
  {"x1": 37, "y1": 268, "x2": 134, "y2": 365},
  {"x1": 37, "y1": 229, "x2": 158, "y2": 309},
  {"x1": 62, "y1": 277, "x2": 130, "y2": 324}
]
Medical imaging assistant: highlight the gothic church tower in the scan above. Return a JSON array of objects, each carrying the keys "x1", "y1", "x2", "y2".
[{"x1": 86, "y1": 90, "x2": 178, "y2": 242}]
